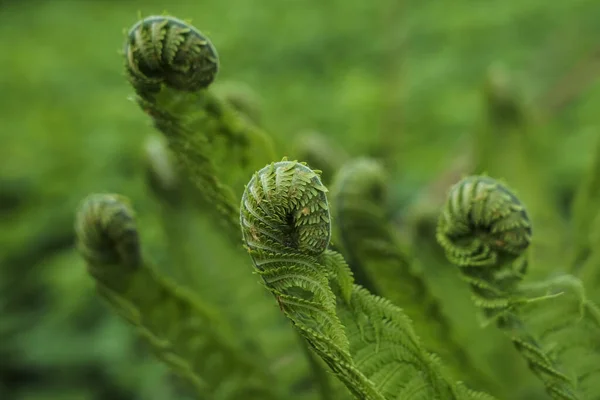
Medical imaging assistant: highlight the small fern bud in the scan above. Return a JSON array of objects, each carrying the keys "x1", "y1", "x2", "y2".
[
  {"x1": 75, "y1": 193, "x2": 141, "y2": 270},
  {"x1": 437, "y1": 175, "x2": 532, "y2": 269},
  {"x1": 436, "y1": 177, "x2": 587, "y2": 400},
  {"x1": 240, "y1": 160, "x2": 332, "y2": 260},
  {"x1": 124, "y1": 15, "x2": 219, "y2": 94}
]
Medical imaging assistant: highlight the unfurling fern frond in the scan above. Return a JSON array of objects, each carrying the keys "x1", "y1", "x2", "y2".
[
  {"x1": 437, "y1": 175, "x2": 532, "y2": 275},
  {"x1": 125, "y1": 15, "x2": 219, "y2": 94},
  {"x1": 240, "y1": 160, "x2": 497, "y2": 400},
  {"x1": 437, "y1": 175, "x2": 600, "y2": 400},
  {"x1": 123, "y1": 15, "x2": 275, "y2": 239},
  {"x1": 75, "y1": 194, "x2": 282, "y2": 400}
]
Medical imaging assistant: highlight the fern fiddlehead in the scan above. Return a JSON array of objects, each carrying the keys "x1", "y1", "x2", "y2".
[
  {"x1": 125, "y1": 16, "x2": 219, "y2": 94},
  {"x1": 436, "y1": 175, "x2": 600, "y2": 400},
  {"x1": 142, "y1": 136, "x2": 331, "y2": 400},
  {"x1": 241, "y1": 160, "x2": 497, "y2": 400},
  {"x1": 437, "y1": 176, "x2": 532, "y2": 275},
  {"x1": 124, "y1": 15, "x2": 274, "y2": 239},
  {"x1": 75, "y1": 193, "x2": 282, "y2": 400}
]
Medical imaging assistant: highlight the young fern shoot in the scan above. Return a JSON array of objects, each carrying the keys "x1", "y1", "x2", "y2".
[
  {"x1": 437, "y1": 176, "x2": 600, "y2": 400},
  {"x1": 240, "y1": 160, "x2": 497, "y2": 400},
  {"x1": 124, "y1": 15, "x2": 275, "y2": 240},
  {"x1": 75, "y1": 194, "x2": 282, "y2": 400}
]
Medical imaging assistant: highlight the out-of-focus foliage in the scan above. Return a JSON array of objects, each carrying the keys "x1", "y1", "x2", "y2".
[{"x1": 1, "y1": 0, "x2": 600, "y2": 399}]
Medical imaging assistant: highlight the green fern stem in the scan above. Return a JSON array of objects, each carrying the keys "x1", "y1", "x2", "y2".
[
  {"x1": 75, "y1": 193, "x2": 281, "y2": 400},
  {"x1": 436, "y1": 175, "x2": 582, "y2": 400}
]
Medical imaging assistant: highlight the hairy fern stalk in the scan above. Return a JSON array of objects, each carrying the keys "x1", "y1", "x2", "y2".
[{"x1": 70, "y1": 12, "x2": 600, "y2": 400}]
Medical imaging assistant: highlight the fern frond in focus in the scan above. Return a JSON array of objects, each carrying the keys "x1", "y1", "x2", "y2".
[{"x1": 240, "y1": 159, "x2": 497, "y2": 400}]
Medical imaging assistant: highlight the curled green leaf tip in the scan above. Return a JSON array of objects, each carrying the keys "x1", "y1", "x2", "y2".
[
  {"x1": 240, "y1": 160, "x2": 332, "y2": 261},
  {"x1": 437, "y1": 175, "x2": 532, "y2": 268},
  {"x1": 124, "y1": 15, "x2": 219, "y2": 93},
  {"x1": 74, "y1": 193, "x2": 141, "y2": 269}
]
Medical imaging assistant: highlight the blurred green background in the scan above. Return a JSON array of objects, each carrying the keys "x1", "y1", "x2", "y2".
[{"x1": 1, "y1": 0, "x2": 600, "y2": 399}]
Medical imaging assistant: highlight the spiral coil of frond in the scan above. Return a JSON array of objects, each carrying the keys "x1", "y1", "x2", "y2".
[
  {"x1": 75, "y1": 193, "x2": 141, "y2": 271},
  {"x1": 437, "y1": 176, "x2": 582, "y2": 400},
  {"x1": 124, "y1": 15, "x2": 219, "y2": 94},
  {"x1": 437, "y1": 175, "x2": 532, "y2": 270},
  {"x1": 240, "y1": 160, "x2": 385, "y2": 399},
  {"x1": 241, "y1": 160, "x2": 332, "y2": 259},
  {"x1": 241, "y1": 162, "x2": 498, "y2": 400}
]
